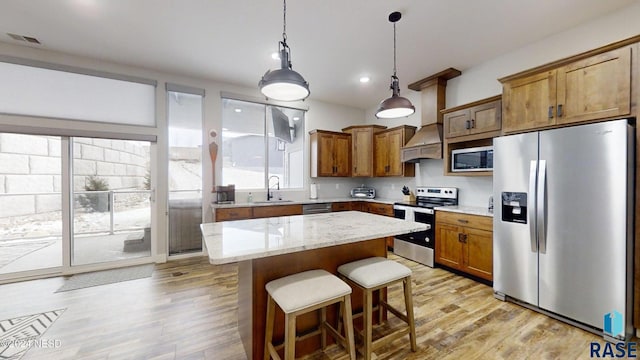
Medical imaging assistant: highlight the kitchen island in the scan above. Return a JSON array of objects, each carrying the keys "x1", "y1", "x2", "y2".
[{"x1": 201, "y1": 211, "x2": 427, "y2": 359}]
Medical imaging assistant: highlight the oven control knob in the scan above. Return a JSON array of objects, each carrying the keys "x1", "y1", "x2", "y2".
[{"x1": 425, "y1": 237, "x2": 430, "y2": 243}]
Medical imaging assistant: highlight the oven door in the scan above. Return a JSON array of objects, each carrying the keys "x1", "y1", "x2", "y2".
[{"x1": 395, "y1": 209, "x2": 434, "y2": 249}]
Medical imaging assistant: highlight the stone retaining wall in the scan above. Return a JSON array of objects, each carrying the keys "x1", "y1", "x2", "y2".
[{"x1": 0, "y1": 134, "x2": 149, "y2": 218}]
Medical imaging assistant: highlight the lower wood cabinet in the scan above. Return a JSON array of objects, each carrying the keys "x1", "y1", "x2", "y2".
[
  {"x1": 215, "y1": 204, "x2": 303, "y2": 222},
  {"x1": 215, "y1": 207, "x2": 253, "y2": 222},
  {"x1": 331, "y1": 202, "x2": 352, "y2": 212},
  {"x1": 361, "y1": 202, "x2": 395, "y2": 248},
  {"x1": 252, "y1": 204, "x2": 302, "y2": 219},
  {"x1": 435, "y1": 211, "x2": 493, "y2": 281},
  {"x1": 350, "y1": 201, "x2": 364, "y2": 212},
  {"x1": 362, "y1": 202, "x2": 394, "y2": 217}
]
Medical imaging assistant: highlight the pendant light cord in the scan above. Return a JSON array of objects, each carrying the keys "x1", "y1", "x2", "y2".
[
  {"x1": 282, "y1": 0, "x2": 287, "y2": 43},
  {"x1": 393, "y1": 21, "x2": 397, "y2": 77}
]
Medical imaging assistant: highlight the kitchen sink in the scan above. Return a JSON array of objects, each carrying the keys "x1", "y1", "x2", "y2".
[{"x1": 253, "y1": 200, "x2": 293, "y2": 204}]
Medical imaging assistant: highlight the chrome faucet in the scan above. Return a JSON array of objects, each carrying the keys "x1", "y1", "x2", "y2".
[{"x1": 267, "y1": 175, "x2": 280, "y2": 200}]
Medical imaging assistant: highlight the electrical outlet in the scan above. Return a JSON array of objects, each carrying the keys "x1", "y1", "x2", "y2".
[
  {"x1": 335, "y1": 183, "x2": 340, "y2": 189},
  {"x1": 391, "y1": 184, "x2": 395, "y2": 190}
]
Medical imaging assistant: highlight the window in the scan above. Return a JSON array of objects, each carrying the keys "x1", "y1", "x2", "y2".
[
  {"x1": 221, "y1": 98, "x2": 305, "y2": 190},
  {"x1": 167, "y1": 88, "x2": 204, "y2": 255}
]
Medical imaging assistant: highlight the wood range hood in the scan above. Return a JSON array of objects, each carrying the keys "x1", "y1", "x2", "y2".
[{"x1": 401, "y1": 68, "x2": 461, "y2": 163}]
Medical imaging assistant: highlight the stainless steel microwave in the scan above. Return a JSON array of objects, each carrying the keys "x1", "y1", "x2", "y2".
[{"x1": 451, "y1": 146, "x2": 493, "y2": 172}]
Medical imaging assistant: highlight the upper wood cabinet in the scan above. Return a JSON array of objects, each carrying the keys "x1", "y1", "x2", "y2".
[
  {"x1": 309, "y1": 130, "x2": 351, "y2": 177},
  {"x1": 374, "y1": 125, "x2": 416, "y2": 177},
  {"x1": 502, "y1": 46, "x2": 632, "y2": 134},
  {"x1": 443, "y1": 96, "x2": 502, "y2": 139},
  {"x1": 342, "y1": 125, "x2": 386, "y2": 177}
]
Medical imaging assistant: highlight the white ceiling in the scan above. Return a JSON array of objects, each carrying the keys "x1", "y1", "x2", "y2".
[{"x1": 0, "y1": 0, "x2": 636, "y2": 110}]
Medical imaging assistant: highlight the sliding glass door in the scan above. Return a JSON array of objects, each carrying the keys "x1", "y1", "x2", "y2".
[
  {"x1": 0, "y1": 134, "x2": 155, "y2": 281},
  {"x1": 0, "y1": 134, "x2": 63, "y2": 276},
  {"x1": 71, "y1": 137, "x2": 152, "y2": 266}
]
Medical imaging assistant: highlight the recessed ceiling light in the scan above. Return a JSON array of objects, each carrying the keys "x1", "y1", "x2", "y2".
[
  {"x1": 234, "y1": 108, "x2": 242, "y2": 113},
  {"x1": 271, "y1": 52, "x2": 280, "y2": 60},
  {"x1": 359, "y1": 76, "x2": 370, "y2": 83},
  {"x1": 293, "y1": 116, "x2": 300, "y2": 121},
  {"x1": 222, "y1": 128, "x2": 229, "y2": 131}
]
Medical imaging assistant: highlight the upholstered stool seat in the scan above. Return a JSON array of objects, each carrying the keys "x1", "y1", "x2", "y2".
[
  {"x1": 264, "y1": 269, "x2": 356, "y2": 360},
  {"x1": 337, "y1": 257, "x2": 417, "y2": 360}
]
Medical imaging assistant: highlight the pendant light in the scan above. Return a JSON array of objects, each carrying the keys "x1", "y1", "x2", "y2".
[
  {"x1": 375, "y1": 11, "x2": 415, "y2": 119},
  {"x1": 259, "y1": 0, "x2": 310, "y2": 101}
]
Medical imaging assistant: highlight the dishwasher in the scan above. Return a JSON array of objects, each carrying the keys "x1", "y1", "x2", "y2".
[{"x1": 302, "y1": 203, "x2": 332, "y2": 214}]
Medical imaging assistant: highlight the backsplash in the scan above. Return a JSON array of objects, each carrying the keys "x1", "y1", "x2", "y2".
[
  {"x1": 365, "y1": 177, "x2": 417, "y2": 200},
  {"x1": 310, "y1": 178, "x2": 362, "y2": 199},
  {"x1": 416, "y1": 160, "x2": 492, "y2": 207}
]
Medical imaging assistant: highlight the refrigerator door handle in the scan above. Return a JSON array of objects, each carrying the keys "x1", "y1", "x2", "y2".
[
  {"x1": 537, "y1": 160, "x2": 547, "y2": 254},
  {"x1": 529, "y1": 160, "x2": 538, "y2": 252}
]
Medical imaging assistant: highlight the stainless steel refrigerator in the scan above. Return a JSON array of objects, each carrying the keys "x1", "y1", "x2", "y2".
[{"x1": 493, "y1": 119, "x2": 634, "y2": 341}]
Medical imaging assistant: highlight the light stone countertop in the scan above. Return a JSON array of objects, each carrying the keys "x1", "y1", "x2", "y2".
[
  {"x1": 201, "y1": 211, "x2": 428, "y2": 265},
  {"x1": 434, "y1": 205, "x2": 494, "y2": 217},
  {"x1": 211, "y1": 197, "x2": 399, "y2": 208}
]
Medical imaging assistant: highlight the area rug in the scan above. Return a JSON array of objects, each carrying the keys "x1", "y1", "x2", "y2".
[
  {"x1": 55, "y1": 264, "x2": 154, "y2": 293},
  {"x1": 0, "y1": 309, "x2": 65, "y2": 360}
]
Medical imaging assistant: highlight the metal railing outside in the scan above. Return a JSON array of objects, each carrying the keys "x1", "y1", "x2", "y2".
[{"x1": 0, "y1": 190, "x2": 152, "y2": 241}]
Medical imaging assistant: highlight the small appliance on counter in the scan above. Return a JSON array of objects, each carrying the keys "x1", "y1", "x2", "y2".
[
  {"x1": 213, "y1": 184, "x2": 235, "y2": 204},
  {"x1": 350, "y1": 185, "x2": 375, "y2": 199}
]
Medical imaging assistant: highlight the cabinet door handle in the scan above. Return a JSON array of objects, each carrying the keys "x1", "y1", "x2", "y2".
[
  {"x1": 548, "y1": 106, "x2": 554, "y2": 119},
  {"x1": 471, "y1": 119, "x2": 475, "y2": 128},
  {"x1": 557, "y1": 104, "x2": 563, "y2": 117},
  {"x1": 458, "y1": 233, "x2": 467, "y2": 243},
  {"x1": 465, "y1": 120, "x2": 471, "y2": 129},
  {"x1": 457, "y1": 219, "x2": 469, "y2": 224}
]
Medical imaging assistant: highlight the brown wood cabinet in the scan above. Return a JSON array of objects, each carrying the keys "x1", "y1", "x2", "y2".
[
  {"x1": 362, "y1": 202, "x2": 394, "y2": 217},
  {"x1": 502, "y1": 46, "x2": 632, "y2": 134},
  {"x1": 443, "y1": 96, "x2": 502, "y2": 139},
  {"x1": 215, "y1": 207, "x2": 253, "y2": 222},
  {"x1": 361, "y1": 201, "x2": 395, "y2": 248},
  {"x1": 309, "y1": 130, "x2": 351, "y2": 177},
  {"x1": 374, "y1": 125, "x2": 416, "y2": 177},
  {"x1": 331, "y1": 201, "x2": 357, "y2": 212},
  {"x1": 441, "y1": 96, "x2": 502, "y2": 176},
  {"x1": 342, "y1": 125, "x2": 386, "y2": 177},
  {"x1": 435, "y1": 211, "x2": 493, "y2": 281},
  {"x1": 350, "y1": 201, "x2": 363, "y2": 212},
  {"x1": 252, "y1": 204, "x2": 302, "y2": 219}
]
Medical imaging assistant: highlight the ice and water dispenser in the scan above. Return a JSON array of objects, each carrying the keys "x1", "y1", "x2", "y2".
[{"x1": 501, "y1": 192, "x2": 528, "y2": 224}]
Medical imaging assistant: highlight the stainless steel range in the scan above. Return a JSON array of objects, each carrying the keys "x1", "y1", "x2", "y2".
[{"x1": 393, "y1": 187, "x2": 458, "y2": 267}]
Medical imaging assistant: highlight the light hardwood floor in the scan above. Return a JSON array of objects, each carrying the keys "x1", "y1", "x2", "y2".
[{"x1": 0, "y1": 254, "x2": 611, "y2": 359}]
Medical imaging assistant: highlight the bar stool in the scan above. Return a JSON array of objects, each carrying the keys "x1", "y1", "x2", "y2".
[
  {"x1": 337, "y1": 257, "x2": 416, "y2": 360},
  {"x1": 264, "y1": 269, "x2": 356, "y2": 360}
]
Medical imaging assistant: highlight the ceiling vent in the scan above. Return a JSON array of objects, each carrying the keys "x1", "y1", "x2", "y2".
[{"x1": 7, "y1": 33, "x2": 41, "y2": 44}]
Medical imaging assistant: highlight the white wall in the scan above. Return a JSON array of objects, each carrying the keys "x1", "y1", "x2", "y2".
[{"x1": 363, "y1": 2, "x2": 640, "y2": 207}]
